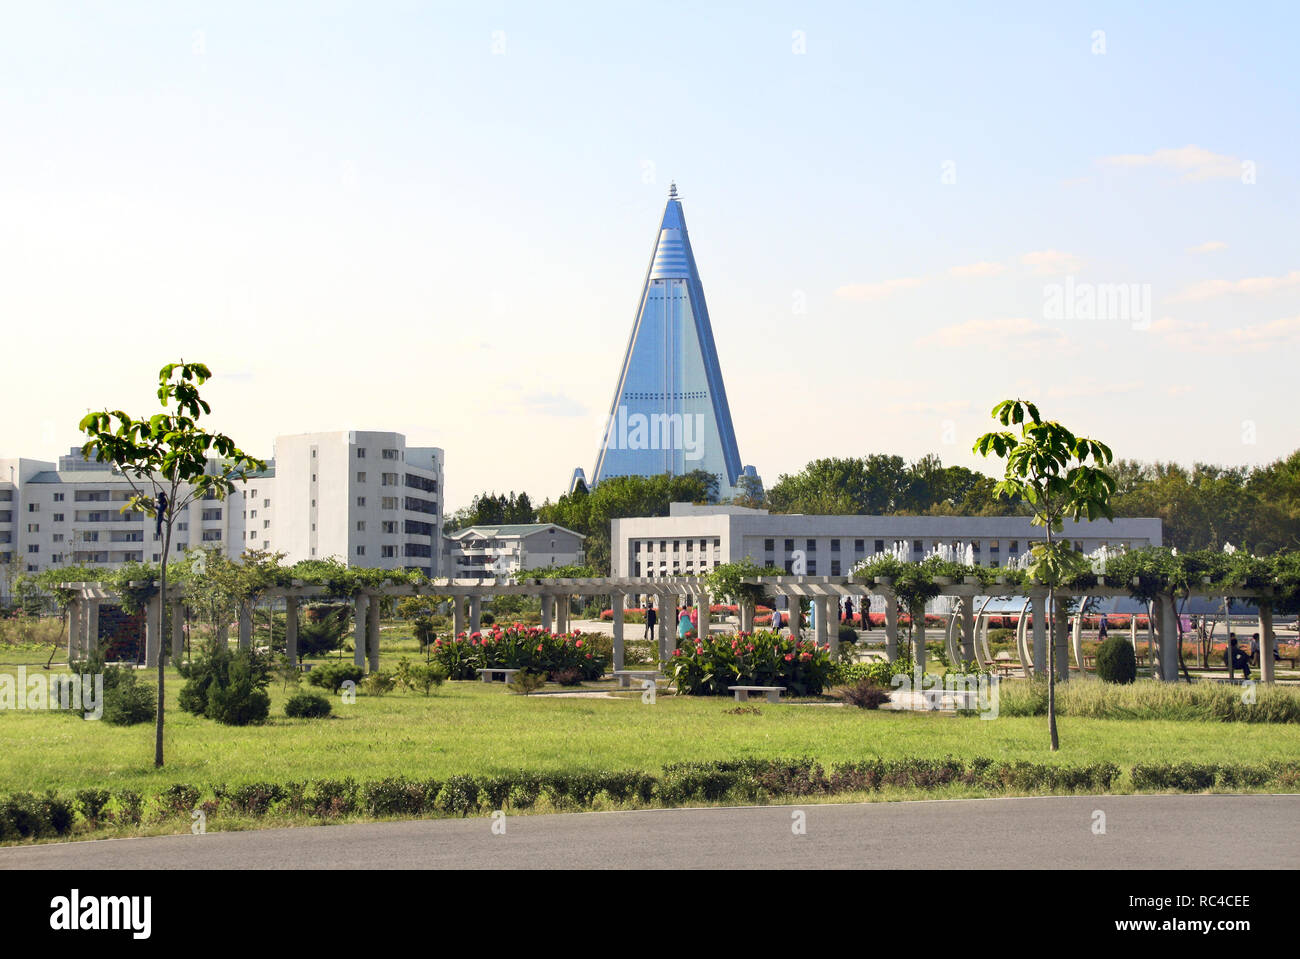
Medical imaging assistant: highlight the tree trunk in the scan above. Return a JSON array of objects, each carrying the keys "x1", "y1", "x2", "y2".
[
  {"x1": 1046, "y1": 529, "x2": 1058, "y2": 751},
  {"x1": 155, "y1": 492, "x2": 173, "y2": 769}
]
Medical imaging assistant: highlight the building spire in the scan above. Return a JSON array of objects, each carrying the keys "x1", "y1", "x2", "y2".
[{"x1": 669, "y1": 181, "x2": 678, "y2": 199}]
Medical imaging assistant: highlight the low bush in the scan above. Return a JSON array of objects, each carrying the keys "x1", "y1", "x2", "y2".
[
  {"x1": 307, "y1": 662, "x2": 365, "y2": 693},
  {"x1": 284, "y1": 691, "x2": 332, "y2": 718},
  {"x1": 394, "y1": 660, "x2": 447, "y2": 695},
  {"x1": 431, "y1": 624, "x2": 609, "y2": 681},
  {"x1": 361, "y1": 672, "x2": 396, "y2": 697},
  {"x1": 1096, "y1": 635, "x2": 1137, "y2": 684},
  {"x1": 668, "y1": 629, "x2": 834, "y2": 696},
  {"x1": 835, "y1": 679, "x2": 891, "y2": 709},
  {"x1": 179, "y1": 644, "x2": 272, "y2": 725},
  {"x1": 507, "y1": 670, "x2": 547, "y2": 695},
  {"x1": 997, "y1": 679, "x2": 1300, "y2": 723},
  {"x1": 551, "y1": 667, "x2": 584, "y2": 686}
]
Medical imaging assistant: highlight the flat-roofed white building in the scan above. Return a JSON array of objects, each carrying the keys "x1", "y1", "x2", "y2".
[
  {"x1": 267, "y1": 431, "x2": 444, "y2": 576},
  {"x1": 444, "y1": 523, "x2": 585, "y2": 581},
  {"x1": 611, "y1": 503, "x2": 1163, "y2": 579}
]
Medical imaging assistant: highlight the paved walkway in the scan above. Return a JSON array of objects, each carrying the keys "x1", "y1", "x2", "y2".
[{"x1": 2, "y1": 795, "x2": 1294, "y2": 869}]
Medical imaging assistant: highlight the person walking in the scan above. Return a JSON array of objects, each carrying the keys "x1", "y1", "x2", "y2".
[
  {"x1": 678, "y1": 605, "x2": 694, "y2": 643},
  {"x1": 643, "y1": 602, "x2": 657, "y2": 640},
  {"x1": 1098, "y1": 614, "x2": 1108, "y2": 641},
  {"x1": 844, "y1": 596, "x2": 855, "y2": 626}
]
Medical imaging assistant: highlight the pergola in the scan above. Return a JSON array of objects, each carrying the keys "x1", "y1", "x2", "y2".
[{"x1": 57, "y1": 574, "x2": 1287, "y2": 684}]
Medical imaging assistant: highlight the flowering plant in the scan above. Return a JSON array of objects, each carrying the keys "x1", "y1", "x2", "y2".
[
  {"x1": 666, "y1": 629, "x2": 833, "y2": 696},
  {"x1": 431, "y1": 624, "x2": 608, "y2": 680}
]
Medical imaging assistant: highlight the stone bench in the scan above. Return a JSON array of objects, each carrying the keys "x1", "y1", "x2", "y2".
[
  {"x1": 730, "y1": 685, "x2": 786, "y2": 704},
  {"x1": 612, "y1": 669, "x2": 663, "y2": 689},
  {"x1": 476, "y1": 668, "x2": 522, "y2": 684}
]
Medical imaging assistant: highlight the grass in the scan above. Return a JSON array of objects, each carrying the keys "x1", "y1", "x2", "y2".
[{"x1": 2, "y1": 657, "x2": 1299, "y2": 798}]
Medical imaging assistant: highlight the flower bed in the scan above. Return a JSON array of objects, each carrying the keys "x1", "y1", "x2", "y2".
[
  {"x1": 431, "y1": 624, "x2": 607, "y2": 681},
  {"x1": 666, "y1": 629, "x2": 833, "y2": 697}
]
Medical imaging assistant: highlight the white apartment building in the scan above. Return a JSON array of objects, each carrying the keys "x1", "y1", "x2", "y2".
[
  {"x1": 611, "y1": 503, "x2": 1163, "y2": 579},
  {"x1": 443, "y1": 523, "x2": 585, "y2": 581},
  {"x1": 267, "y1": 431, "x2": 443, "y2": 576},
  {"x1": 0, "y1": 430, "x2": 446, "y2": 592},
  {"x1": 1, "y1": 448, "x2": 250, "y2": 577}
]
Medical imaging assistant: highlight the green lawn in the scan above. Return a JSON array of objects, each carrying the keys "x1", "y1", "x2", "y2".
[{"x1": 2, "y1": 659, "x2": 1297, "y2": 797}]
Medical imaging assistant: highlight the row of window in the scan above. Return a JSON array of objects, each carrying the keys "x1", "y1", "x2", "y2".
[{"x1": 634, "y1": 538, "x2": 722, "y2": 553}]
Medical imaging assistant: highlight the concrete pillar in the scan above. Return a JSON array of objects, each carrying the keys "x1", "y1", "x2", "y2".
[
  {"x1": 884, "y1": 595, "x2": 898, "y2": 661},
  {"x1": 453, "y1": 595, "x2": 466, "y2": 637},
  {"x1": 238, "y1": 602, "x2": 252, "y2": 652},
  {"x1": 469, "y1": 596, "x2": 482, "y2": 634},
  {"x1": 786, "y1": 594, "x2": 801, "y2": 641},
  {"x1": 658, "y1": 594, "x2": 673, "y2": 661},
  {"x1": 353, "y1": 594, "x2": 369, "y2": 669},
  {"x1": 823, "y1": 597, "x2": 839, "y2": 659},
  {"x1": 739, "y1": 601, "x2": 753, "y2": 633},
  {"x1": 1161, "y1": 595, "x2": 1179, "y2": 681},
  {"x1": 171, "y1": 602, "x2": 184, "y2": 663},
  {"x1": 960, "y1": 596, "x2": 976, "y2": 663},
  {"x1": 86, "y1": 601, "x2": 100, "y2": 656},
  {"x1": 540, "y1": 594, "x2": 552, "y2": 632},
  {"x1": 1129, "y1": 613, "x2": 1138, "y2": 651},
  {"x1": 911, "y1": 605, "x2": 927, "y2": 672},
  {"x1": 367, "y1": 594, "x2": 381, "y2": 673},
  {"x1": 1031, "y1": 593, "x2": 1047, "y2": 677},
  {"x1": 559, "y1": 595, "x2": 570, "y2": 633},
  {"x1": 697, "y1": 590, "x2": 710, "y2": 640},
  {"x1": 1146, "y1": 602, "x2": 1157, "y2": 675},
  {"x1": 285, "y1": 596, "x2": 299, "y2": 667},
  {"x1": 1259, "y1": 603, "x2": 1275, "y2": 685},
  {"x1": 612, "y1": 598, "x2": 625, "y2": 672},
  {"x1": 1053, "y1": 597, "x2": 1070, "y2": 682},
  {"x1": 66, "y1": 599, "x2": 81, "y2": 662},
  {"x1": 145, "y1": 593, "x2": 162, "y2": 668}
]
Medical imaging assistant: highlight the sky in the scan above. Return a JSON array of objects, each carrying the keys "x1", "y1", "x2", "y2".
[{"x1": 1, "y1": 1, "x2": 1297, "y2": 512}]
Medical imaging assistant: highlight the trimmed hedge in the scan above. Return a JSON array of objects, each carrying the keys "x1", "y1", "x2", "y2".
[
  {"x1": 1096, "y1": 635, "x2": 1137, "y2": 684},
  {"x1": 6, "y1": 758, "x2": 1298, "y2": 842}
]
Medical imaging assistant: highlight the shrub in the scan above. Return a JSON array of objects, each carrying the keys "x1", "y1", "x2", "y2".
[
  {"x1": 285, "y1": 690, "x2": 332, "y2": 718},
  {"x1": 837, "y1": 625, "x2": 858, "y2": 645},
  {"x1": 668, "y1": 629, "x2": 834, "y2": 696},
  {"x1": 507, "y1": 670, "x2": 547, "y2": 695},
  {"x1": 551, "y1": 667, "x2": 584, "y2": 686},
  {"x1": 479, "y1": 612, "x2": 495, "y2": 626},
  {"x1": 307, "y1": 662, "x2": 365, "y2": 693},
  {"x1": 101, "y1": 668, "x2": 156, "y2": 726},
  {"x1": 75, "y1": 788, "x2": 112, "y2": 825},
  {"x1": 835, "y1": 679, "x2": 892, "y2": 709},
  {"x1": 180, "y1": 643, "x2": 272, "y2": 724},
  {"x1": 1096, "y1": 635, "x2": 1137, "y2": 684},
  {"x1": 157, "y1": 784, "x2": 202, "y2": 816},
  {"x1": 0, "y1": 793, "x2": 74, "y2": 840},
  {"x1": 430, "y1": 624, "x2": 609, "y2": 681},
  {"x1": 361, "y1": 671, "x2": 396, "y2": 696}
]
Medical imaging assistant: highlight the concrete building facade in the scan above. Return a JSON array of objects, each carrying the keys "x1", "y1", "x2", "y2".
[
  {"x1": 443, "y1": 523, "x2": 585, "y2": 581},
  {"x1": 611, "y1": 503, "x2": 1163, "y2": 579}
]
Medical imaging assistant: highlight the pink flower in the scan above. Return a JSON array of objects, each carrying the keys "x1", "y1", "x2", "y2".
[
  {"x1": 784, "y1": 654, "x2": 794, "y2": 662},
  {"x1": 673, "y1": 648, "x2": 682, "y2": 657},
  {"x1": 575, "y1": 639, "x2": 584, "y2": 648},
  {"x1": 536, "y1": 644, "x2": 543, "y2": 652}
]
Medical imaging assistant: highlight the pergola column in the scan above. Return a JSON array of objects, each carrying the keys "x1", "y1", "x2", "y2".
[
  {"x1": 739, "y1": 601, "x2": 753, "y2": 633},
  {"x1": 822, "y1": 596, "x2": 839, "y2": 658},
  {"x1": 238, "y1": 602, "x2": 252, "y2": 652},
  {"x1": 786, "y1": 593, "x2": 801, "y2": 641},
  {"x1": 66, "y1": 598, "x2": 82, "y2": 662},
  {"x1": 285, "y1": 596, "x2": 299, "y2": 667},
  {"x1": 86, "y1": 600, "x2": 100, "y2": 656},
  {"x1": 960, "y1": 596, "x2": 976, "y2": 663},
  {"x1": 469, "y1": 596, "x2": 482, "y2": 634},
  {"x1": 1162, "y1": 594, "x2": 1179, "y2": 681},
  {"x1": 367, "y1": 593, "x2": 381, "y2": 673},
  {"x1": 697, "y1": 589, "x2": 710, "y2": 640},
  {"x1": 170, "y1": 602, "x2": 184, "y2": 663},
  {"x1": 1053, "y1": 597, "x2": 1070, "y2": 682},
  {"x1": 1031, "y1": 593, "x2": 1047, "y2": 677},
  {"x1": 145, "y1": 593, "x2": 162, "y2": 668},
  {"x1": 540, "y1": 594, "x2": 552, "y2": 633},
  {"x1": 657, "y1": 593, "x2": 672, "y2": 661},
  {"x1": 612, "y1": 596, "x2": 625, "y2": 672},
  {"x1": 884, "y1": 595, "x2": 898, "y2": 661},
  {"x1": 911, "y1": 605, "x2": 926, "y2": 672},
  {"x1": 1259, "y1": 603, "x2": 1276, "y2": 685},
  {"x1": 353, "y1": 594, "x2": 369, "y2": 669},
  {"x1": 453, "y1": 595, "x2": 466, "y2": 637}
]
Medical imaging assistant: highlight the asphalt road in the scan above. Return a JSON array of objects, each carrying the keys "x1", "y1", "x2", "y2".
[{"x1": 2, "y1": 794, "x2": 1296, "y2": 869}]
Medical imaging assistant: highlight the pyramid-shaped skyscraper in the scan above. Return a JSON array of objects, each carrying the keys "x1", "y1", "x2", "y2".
[{"x1": 582, "y1": 184, "x2": 754, "y2": 498}]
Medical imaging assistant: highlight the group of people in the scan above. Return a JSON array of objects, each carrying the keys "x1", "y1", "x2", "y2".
[
  {"x1": 639, "y1": 601, "x2": 698, "y2": 642},
  {"x1": 1224, "y1": 632, "x2": 1280, "y2": 678}
]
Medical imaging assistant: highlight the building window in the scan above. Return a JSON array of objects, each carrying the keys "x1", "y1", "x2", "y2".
[
  {"x1": 1009, "y1": 540, "x2": 1019, "y2": 552},
  {"x1": 357, "y1": 472, "x2": 367, "y2": 483},
  {"x1": 764, "y1": 539, "x2": 774, "y2": 551},
  {"x1": 806, "y1": 539, "x2": 816, "y2": 552},
  {"x1": 264, "y1": 520, "x2": 270, "y2": 529},
  {"x1": 249, "y1": 531, "x2": 258, "y2": 540},
  {"x1": 381, "y1": 545, "x2": 396, "y2": 558},
  {"x1": 263, "y1": 499, "x2": 270, "y2": 508},
  {"x1": 250, "y1": 510, "x2": 257, "y2": 519},
  {"x1": 28, "y1": 503, "x2": 38, "y2": 512},
  {"x1": 382, "y1": 448, "x2": 399, "y2": 460},
  {"x1": 357, "y1": 448, "x2": 366, "y2": 458},
  {"x1": 382, "y1": 521, "x2": 397, "y2": 534},
  {"x1": 27, "y1": 524, "x2": 38, "y2": 533},
  {"x1": 784, "y1": 539, "x2": 794, "y2": 552},
  {"x1": 28, "y1": 545, "x2": 38, "y2": 553},
  {"x1": 357, "y1": 496, "x2": 366, "y2": 507},
  {"x1": 831, "y1": 539, "x2": 840, "y2": 552},
  {"x1": 831, "y1": 560, "x2": 841, "y2": 576},
  {"x1": 357, "y1": 521, "x2": 366, "y2": 532},
  {"x1": 201, "y1": 531, "x2": 222, "y2": 541},
  {"x1": 356, "y1": 546, "x2": 366, "y2": 556},
  {"x1": 913, "y1": 540, "x2": 923, "y2": 552},
  {"x1": 53, "y1": 493, "x2": 64, "y2": 502},
  {"x1": 52, "y1": 534, "x2": 63, "y2": 542},
  {"x1": 807, "y1": 560, "x2": 817, "y2": 575}
]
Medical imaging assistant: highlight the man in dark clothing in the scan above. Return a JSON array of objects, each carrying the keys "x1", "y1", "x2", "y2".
[
  {"x1": 643, "y1": 603, "x2": 657, "y2": 640},
  {"x1": 1225, "y1": 635, "x2": 1251, "y2": 679}
]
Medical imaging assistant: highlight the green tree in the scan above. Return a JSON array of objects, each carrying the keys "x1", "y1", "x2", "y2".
[
  {"x1": 79, "y1": 361, "x2": 264, "y2": 768},
  {"x1": 975, "y1": 399, "x2": 1116, "y2": 751}
]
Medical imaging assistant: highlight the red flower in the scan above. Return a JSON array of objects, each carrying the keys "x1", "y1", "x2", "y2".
[
  {"x1": 673, "y1": 648, "x2": 682, "y2": 657},
  {"x1": 536, "y1": 644, "x2": 543, "y2": 651},
  {"x1": 784, "y1": 654, "x2": 794, "y2": 662},
  {"x1": 575, "y1": 639, "x2": 584, "y2": 648}
]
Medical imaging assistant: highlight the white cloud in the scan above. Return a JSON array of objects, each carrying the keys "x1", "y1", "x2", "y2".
[
  {"x1": 1187, "y1": 241, "x2": 1227, "y2": 254},
  {"x1": 834, "y1": 276, "x2": 926, "y2": 301},
  {"x1": 1098, "y1": 145, "x2": 1243, "y2": 181},
  {"x1": 1167, "y1": 269, "x2": 1300, "y2": 303},
  {"x1": 1020, "y1": 250, "x2": 1084, "y2": 275},
  {"x1": 914, "y1": 317, "x2": 1069, "y2": 350},
  {"x1": 1150, "y1": 315, "x2": 1300, "y2": 353},
  {"x1": 949, "y1": 261, "x2": 1007, "y2": 278}
]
